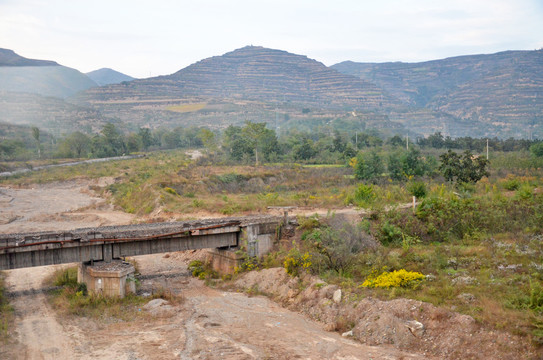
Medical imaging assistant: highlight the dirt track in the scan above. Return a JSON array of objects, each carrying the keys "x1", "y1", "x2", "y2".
[{"x1": 1, "y1": 180, "x2": 424, "y2": 359}]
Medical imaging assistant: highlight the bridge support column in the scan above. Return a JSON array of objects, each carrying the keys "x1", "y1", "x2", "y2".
[
  {"x1": 206, "y1": 248, "x2": 245, "y2": 274},
  {"x1": 78, "y1": 260, "x2": 136, "y2": 298}
]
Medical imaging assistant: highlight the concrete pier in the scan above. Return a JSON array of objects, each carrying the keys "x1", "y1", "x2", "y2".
[{"x1": 78, "y1": 261, "x2": 136, "y2": 297}]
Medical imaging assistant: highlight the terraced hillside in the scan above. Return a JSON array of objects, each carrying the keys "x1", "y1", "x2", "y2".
[
  {"x1": 0, "y1": 92, "x2": 111, "y2": 135},
  {"x1": 333, "y1": 50, "x2": 543, "y2": 138},
  {"x1": 75, "y1": 46, "x2": 397, "y2": 109}
]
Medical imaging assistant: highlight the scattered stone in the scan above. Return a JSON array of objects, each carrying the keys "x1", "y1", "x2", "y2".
[
  {"x1": 333, "y1": 289, "x2": 342, "y2": 304},
  {"x1": 425, "y1": 274, "x2": 436, "y2": 282},
  {"x1": 457, "y1": 293, "x2": 476, "y2": 303},
  {"x1": 406, "y1": 320, "x2": 425, "y2": 337},
  {"x1": 143, "y1": 298, "x2": 169, "y2": 310},
  {"x1": 497, "y1": 264, "x2": 522, "y2": 271},
  {"x1": 447, "y1": 259, "x2": 458, "y2": 269},
  {"x1": 143, "y1": 298, "x2": 175, "y2": 317},
  {"x1": 452, "y1": 276, "x2": 477, "y2": 286},
  {"x1": 342, "y1": 330, "x2": 353, "y2": 337}
]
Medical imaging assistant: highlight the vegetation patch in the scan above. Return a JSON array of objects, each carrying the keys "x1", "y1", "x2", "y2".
[
  {"x1": 166, "y1": 103, "x2": 206, "y2": 113},
  {"x1": 0, "y1": 273, "x2": 14, "y2": 341},
  {"x1": 361, "y1": 268, "x2": 425, "y2": 288}
]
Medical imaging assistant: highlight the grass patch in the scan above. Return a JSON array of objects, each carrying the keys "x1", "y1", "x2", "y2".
[
  {"x1": 0, "y1": 273, "x2": 14, "y2": 341},
  {"x1": 166, "y1": 103, "x2": 206, "y2": 113}
]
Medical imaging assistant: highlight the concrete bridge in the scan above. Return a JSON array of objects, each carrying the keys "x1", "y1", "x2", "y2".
[
  {"x1": 1, "y1": 215, "x2": 286, "y2": 297},
  {"x1": 0, "y1": 216, "x2": 284, "y2": 271}
]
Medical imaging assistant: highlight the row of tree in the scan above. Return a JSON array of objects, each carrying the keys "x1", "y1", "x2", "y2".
[{"x1": 2, "y1": 122, "x2": 542, "y2": 165}]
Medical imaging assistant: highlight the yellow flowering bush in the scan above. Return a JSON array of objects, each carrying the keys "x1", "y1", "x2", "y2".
[
  {"x1": 361, "y1": 268, "x2": 425, "y2": 288},
  {"x1": 284, "y1": 250, "x2": 312, "y2": 276}
]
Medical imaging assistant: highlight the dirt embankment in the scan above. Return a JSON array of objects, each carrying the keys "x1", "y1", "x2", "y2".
[{"x1": 233, "y1": 268, "x2": 536, "y2": 360}]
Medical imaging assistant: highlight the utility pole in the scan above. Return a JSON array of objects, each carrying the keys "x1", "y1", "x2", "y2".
[
  {"x1": 486, "y1": 138, "x2": 489, "y2": 160},
  {"x1": 406, "y1": 134, "x2": 409, "y2": 150}
]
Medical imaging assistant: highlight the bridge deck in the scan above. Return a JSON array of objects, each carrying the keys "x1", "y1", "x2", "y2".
[{"x1": 0, "y1": 216, "x2": 281, "y2": 270}]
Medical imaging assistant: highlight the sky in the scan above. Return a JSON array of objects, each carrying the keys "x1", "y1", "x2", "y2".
[{"x1": 1, "y1": 0, "x2": 542, "y2": 79}]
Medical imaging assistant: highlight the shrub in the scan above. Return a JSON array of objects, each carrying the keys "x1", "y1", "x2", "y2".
[
  {"x1": 503, "y1": 177, "x2": 520, "y2": 191},
  {"x1": 361, "y1": 268, "x2": 425, "y2": 288},
  {"x1": 353, "y1": 183, "x2": 376, "y2": 206},
  {"x1": 407, "y1": 181, "x2": 427, "y2": 198},
  {"x1": 164, "y1": 187, "x2": 179, "y2": 195},
  {"x1": 303, "y1": 217, "x2": 379, "y2": 273},
  {"x1": 188, "y1": 260, "x2": 205, "y2": 278},
  {"x1": 284, "y1": 247, "x2": 312, "y2": 276},
  {"x1": 378, "y1": 221, "x2": 403, "y2": 245}
]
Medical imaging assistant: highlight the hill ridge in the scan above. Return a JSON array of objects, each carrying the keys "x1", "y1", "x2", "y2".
[{"x1": 0, "y1": 48, "x2": 59, "y2": 67}]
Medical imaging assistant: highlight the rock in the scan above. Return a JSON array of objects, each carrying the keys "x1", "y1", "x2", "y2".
[
  {"x1": 447, "y1": 258, "x2": 458, "y2": 269},
  {"x1": 452, "y1": 276, "x2": 477, "y2": 286},
  {"x1": 457, "y1": 293, "x2": 476, "y2": 303},
  {"x1": 143, "y1": 298, "x2": 169, "y2": 310},
  {"x1": 143, "y1": 299, "x2": 175, "y2": 317},
  {"x1": 342, "y1": 330, "x2": 353, "y2": 337},
  {"x1": 406, "y1": 320, "x2": 425, "y2": 337},
  {"x1": 497, "y1": 264, "x2": 522, "y2": 271},
  {"x1": 425, "y1": 274, "x2": 436, "y2": 282},
  {"x1": 333, "y1": 289, "x2": 342, "y2": 304}
]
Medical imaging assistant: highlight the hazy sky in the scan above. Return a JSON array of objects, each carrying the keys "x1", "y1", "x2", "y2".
[{"x1": 1, "y1": 0, "x2": 542, "y2": 78}]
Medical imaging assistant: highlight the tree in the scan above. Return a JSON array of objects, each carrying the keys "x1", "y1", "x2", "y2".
[
  {"x1": 530, "y1": 142, "x2": 543, "y2": 157},
  {"x1": 138, "y1": 128, "x2": 153, "y2": 150},
  {"x1": 197, "y1": 128, "x2": 217, "y2": 154},
  {"x1": 439, "y1": 150, "x2": 489, "y2": 184},
  {"x1": 58, "y1": 132, "x2": 91, "y2": 158},
  {"x1": 223, "y1": 125, "x2": 252, "y2": 161},
  {"x1": 31, "y1": 126, "x2": 41, "y2": 159},
  {"x1": 354, "y1": 151, "x2": 383, "y2": 181},
  {"x1": 293, "y1": 138, "x2": 316, "y2": 160},
  {"x1": 241, "y1": 121, "x2": 273, "y2": 165},
  {"x1": 402, "y1": 148, "x2": 426, "y2": 177}
]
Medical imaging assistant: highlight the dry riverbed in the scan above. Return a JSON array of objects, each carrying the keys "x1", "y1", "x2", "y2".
[{"x1": 0, "y1": 179, "x2": 535, "y2": 359}]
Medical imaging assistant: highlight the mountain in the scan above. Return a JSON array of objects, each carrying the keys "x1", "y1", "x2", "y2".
[
  {"x1": 74, "y1": 46, "x2": 397, "y2": 109},
  {"x1": 70, "y1": 46, "x2": 409, "y2": 132},
  {"x1": 86, "y1": 68, "x2": 135, "y2": 86},
  {"x1": 0, "y1": 49, "x2": 97, "y2": 98},
  {"x1": 333, "y1": 50, "x2": 543, "y2": 138},
  {"x1": 0, "y1": 48, "x2": 58, "y2": 66}
]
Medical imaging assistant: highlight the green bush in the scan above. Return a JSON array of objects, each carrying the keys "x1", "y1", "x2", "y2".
[
  {"x1": 503, "y1": 177, "x2": 520, "y2": 191},
  {"x1": 353, "y1": 183, "x2": 376, "y2": 206},
  {"x1": 378, "y1": 221, "x2": 403, "y2": 245},
  {"x1": 407, "y1": 181, "x2": 427, "y2": 198}
]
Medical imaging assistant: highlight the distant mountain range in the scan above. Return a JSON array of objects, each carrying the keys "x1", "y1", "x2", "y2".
[
  {"x1": 332, "y1": 50, "x2": 543, "y2": 138},
  {"x1": 86, "y1": 68, "x2": 135, "y2": 86},
  {"x1": 0, "y1": 48, "x2": 97, "y2": 98},
  {"x1": 0, "y1": 46, "x2": 541, "y2": 138}
]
